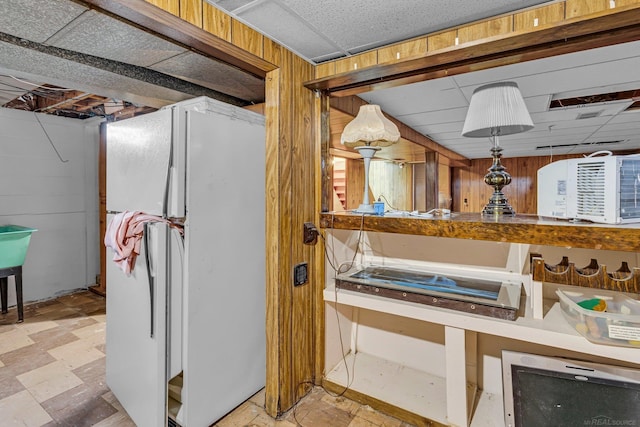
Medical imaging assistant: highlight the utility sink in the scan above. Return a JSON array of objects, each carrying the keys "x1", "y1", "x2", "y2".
[{"x1": 0, "y1": 225, "x2": 37, "y2": 269}]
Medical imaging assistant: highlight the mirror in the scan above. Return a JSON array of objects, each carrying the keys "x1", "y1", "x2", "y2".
[{"x1": 328, "y1": 39, "x2": 640, "y2": 213}]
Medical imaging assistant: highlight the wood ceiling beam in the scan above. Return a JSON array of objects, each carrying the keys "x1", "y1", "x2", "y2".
[
  {"x1": 74, "y1": 0, "x2": 276, "y2": 79},
  {"x1": 73, "y1": 96, "x2": 111, "y2": 112},
  {"x1": 305, "y1": 6, "x2": 640, "y2": 97}
]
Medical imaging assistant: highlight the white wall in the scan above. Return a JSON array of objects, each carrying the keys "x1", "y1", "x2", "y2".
[{"x1": 0, "y1": 107, "x2": 101, "y2": 304}]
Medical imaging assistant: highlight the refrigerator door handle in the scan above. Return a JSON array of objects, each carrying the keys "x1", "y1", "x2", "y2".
[{"x1": 143, "y1": 222, "x2": 155, "y2": 338}]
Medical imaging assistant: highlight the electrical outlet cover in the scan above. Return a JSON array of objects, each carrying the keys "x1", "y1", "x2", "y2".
[{"x1": 294, "y1": 262, "x2": 308, "y2": 286}]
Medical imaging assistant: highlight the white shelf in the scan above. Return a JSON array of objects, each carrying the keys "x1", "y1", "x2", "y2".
[
  {"x1": 326, "y1": 352, "x2": 507, "y2": 426},
  {"x1": 470, "y1": 391, "x2": 504, "y2": 427},
  {"x1": 324, "y1": 286, "x2": 640, "y2": 365},
  {"x1": 325, "y1": 352, "x2": 449, "y2": 424}
]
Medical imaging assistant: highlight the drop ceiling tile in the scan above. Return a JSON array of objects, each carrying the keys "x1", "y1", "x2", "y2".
[
  {"x1": 208, "y1": 0, "x2": 256, "y2": 12},
  {"x1": 361, "y1": 77, "x2": 464, "y2": 117},
  {"x1": 46, "y1": 11, "x2": 186, "y2": 67},
  {"x1": 605, "y1": 111, "x2": 640, "y2": 126},
  {"x1": 0, "y1": 0, "x2": 87, "y2": 43},
  {"x1": 0, "y1": 41, "x2": 192, "y2": 108},
  {"x1": 233, "y1": 1, "x2": 342, "y2": 61},
  {"x1": 279, "y1": 0, "x2": 549, "y2": 56},
  {"x1": 151, "y1": 52, "x2": 264, "y2": 102}
]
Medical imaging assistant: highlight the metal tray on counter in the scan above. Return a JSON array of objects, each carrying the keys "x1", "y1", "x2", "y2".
[{"x1": 335, "y1": 265, "x2": 522, "y2": 320}]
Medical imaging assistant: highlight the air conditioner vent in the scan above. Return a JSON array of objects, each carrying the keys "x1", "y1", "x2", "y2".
[
  {"x1": 576, "y1": 162, "x2": 606, "y2": 217},
  {"x1": 619, "y1": 159, "x2": 640, "y2": 219}
]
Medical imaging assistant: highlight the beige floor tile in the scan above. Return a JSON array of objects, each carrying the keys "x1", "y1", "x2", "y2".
[
  {"x1": 249, "y1": 388, "x2": 266, "y2": 407},
  {"x1": 71, "y1": 322, "x2": 106, "y2": 345},
  {"x1": 321, "y1": 392, "x2": 362, "y2": 415},
  {"x1": 91, "y1": 313, "x2": 106, "y2": 323},
  {"x1": 348, "y1": 416, "x2": 378, "y2": 427},
  {"x1": 0, "y1": 389, "x2": 53, "y2": 427},
  {"x1": 216, "y1": 401, "x2": 263, "y2": 426},
  {"x1": 2, "y1": 291, "x2": 412, "y2": 427},
  {"x1": 101, "y1": 390, "x2": 126, "y2": 412},
  {"x1": 244, "y1": 411, "x2": 297, "y2": 426},
  {"x1": 16, "y1": 320, "x2": 58, "y2": 336},
  {"x1": 17, "y1": 360, "x2": 83, "y2": 403},
  {"x1": 47, "y1": 337, "x2": 105, "y2": 370},
  {"x1": 91, "y1": 411, "x2": 137, "y2": 427},
  {"x1": 353, "y1": 405, "x2": 404, "y2": 427},
  {"x1": 0, "y1": 328, "x2": 35, "y2": 355}
]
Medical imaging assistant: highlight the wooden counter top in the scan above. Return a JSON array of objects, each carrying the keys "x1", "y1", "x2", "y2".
[{"x1": 319, "y1": 212, "x2": 640, "y2": 252}]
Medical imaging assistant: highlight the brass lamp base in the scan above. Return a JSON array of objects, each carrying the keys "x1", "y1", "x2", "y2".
[
  {"x1": 482, "y1": 144, "x2": 515, "y2": 216},
  {"x1": 482, "y1": 194, "x2": 515, "y2": 216}
]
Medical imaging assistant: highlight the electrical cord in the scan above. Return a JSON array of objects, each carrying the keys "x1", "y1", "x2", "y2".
[
  {"x1": 33, "y1": 112, "x2": 69, "y2": 163},
  {"x1": 377, "y1": 194, "x2": 398, "y2": 211},
  {"x1": 282, "y1": 213, "x2": 367, "y2": 426}
]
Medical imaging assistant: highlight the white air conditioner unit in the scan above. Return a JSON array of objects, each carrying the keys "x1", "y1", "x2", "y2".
[{"x1": 537, "y1": 154, "x2": 640, "y2": 224}]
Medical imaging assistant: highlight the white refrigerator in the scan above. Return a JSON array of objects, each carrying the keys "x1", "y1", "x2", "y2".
[{"x1": 104, "y1": 96, "x2": 266, "y2": 427}]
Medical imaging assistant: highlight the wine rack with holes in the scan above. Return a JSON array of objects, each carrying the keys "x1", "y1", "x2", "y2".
[{"x1": 531, "y1": 255, "x2": 640, "y2": 293}]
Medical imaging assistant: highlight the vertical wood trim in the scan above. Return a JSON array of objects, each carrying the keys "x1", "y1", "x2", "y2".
[
  {"x1": 202, "y1": 1, "x2": 231, "y2": 41},
  {"x1": 320, "y1": 94, "x2": 332, "y2": 213},
  {"x1": 473, "y1": 160, "x2": 487, "y2": 213},
  {"x1": 425, "y1": 151, "x2": 439, "y2": 210},
  {"x1": 179, "y1": 0, "x2": 202, "y2": 27},
  {"x1": 313, "y1": 91, "x2": 327, "y2": 386},
  {"x1": 439, "y1": 162, "x2": 451, "y2": 209},
  {"x1": 346, "y1": 159, "x2": 364, "y2": 210},
  {"x1": 262, "y1": 37, "x2": 283, "y2": 419},
  {"x1": 263, "y1": 41, "x2": 318, "y2": 415},
  {"x1": 291, "y1": 52, "x2": 315, "y2": 405},
  {"x1": 264, "y1": 67, "x2": 281, "y2": 417},
  {"x1": 275, "y1": 48, "x2": 294, "y2": 413}
]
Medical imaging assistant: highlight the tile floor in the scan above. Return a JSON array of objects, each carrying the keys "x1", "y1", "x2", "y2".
[{"x1": 0, "y1": 290, "x2": 413, "y2": 427}]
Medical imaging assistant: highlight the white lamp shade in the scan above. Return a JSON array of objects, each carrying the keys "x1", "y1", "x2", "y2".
[
  {"x1": 341, "y1": 104, "x2": 401, "y2": 148},
  {"x1": 462, "y1": 81, "x2": 534, "y2": 137}
]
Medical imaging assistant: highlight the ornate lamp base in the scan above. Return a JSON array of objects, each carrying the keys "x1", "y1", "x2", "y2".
[
  {"x1": 482, "y1": 143, "x2": 515, "y2": 216},
  {"x1": 482, "y1": 193, "x2": 515, "y2": 216}
]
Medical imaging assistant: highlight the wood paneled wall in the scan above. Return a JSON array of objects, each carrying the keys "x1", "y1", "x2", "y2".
[
  {"x1": 452, "y1": 154, "x2": 581, "y2": 214},
  {"x1": 370, "y1": 161, "x2": 413, "y2": 211}
]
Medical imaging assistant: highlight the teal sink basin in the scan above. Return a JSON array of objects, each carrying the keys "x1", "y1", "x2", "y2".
[{"x1": 0, "y1": 225, "x2": 37, "y2": 269}]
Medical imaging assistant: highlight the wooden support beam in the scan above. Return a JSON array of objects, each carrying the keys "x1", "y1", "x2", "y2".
[
  {"x1": 305, "y1": 6, "x2": 640, "y2": 97},
  {"x1": 76, "y1": 0, "x2": 276, "y2": 79}
]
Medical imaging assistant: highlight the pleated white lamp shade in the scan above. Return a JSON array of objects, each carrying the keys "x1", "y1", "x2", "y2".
[
  {"x1": 462, "y1": 82, "x2": 534, "y2": 137},
  {"x1": 341, "y1": 104, "x2": 401, "y2": 148}
]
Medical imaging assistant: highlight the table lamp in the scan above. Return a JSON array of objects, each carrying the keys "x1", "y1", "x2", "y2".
[
  {"x1": 462, "y1": 82, "x2": 534, "y2": 216},
  {"x1": 341, "y1": 104, "x2": 400, "y2": 213}
]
